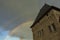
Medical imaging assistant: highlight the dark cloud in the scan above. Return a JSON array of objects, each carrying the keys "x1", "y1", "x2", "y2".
[{"x1": 0, "y1": 0, "x2": 39, "y2": 30}]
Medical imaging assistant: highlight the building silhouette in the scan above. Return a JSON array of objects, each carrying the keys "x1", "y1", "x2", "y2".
[{"x1": 31, "y1": 4, "x2": 60, "y2": 40}]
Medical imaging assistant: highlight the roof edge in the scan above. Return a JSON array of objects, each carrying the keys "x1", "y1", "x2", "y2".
[{"x1": 30, "y1": 4, "x2": 60, "y2": 28}]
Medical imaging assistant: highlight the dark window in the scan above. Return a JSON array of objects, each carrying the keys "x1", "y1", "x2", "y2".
[
  {"x1": 38, "y1": 31, "x2": 41, "y2": 37},
  {"x1": 38, "y1": 29, "x2": 43, "y2": 37},
  {"x1": 41, "y1": 29, "x2": 43, "y2": 35},
  {"x1": 48, "y1": 26, "x2": 52, "y2": 32},
  {"x1": 52, "y1": 23, "x2": 56, "y2": 31},
  {"x1": 48, "y1": 23, "x2": 56, "y2": 32},
  {"x1": 59, "y1": 16, "x2": 60, "y2": 22}
]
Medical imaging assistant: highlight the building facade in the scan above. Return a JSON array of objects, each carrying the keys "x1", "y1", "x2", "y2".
[{"x1": 31, "y1": 4, "x2": 60, "y2": 40}]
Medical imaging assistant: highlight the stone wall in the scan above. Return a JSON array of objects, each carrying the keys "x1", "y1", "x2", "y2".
[{"x1": 32, "y1": 9, "x2": 60, "y2": 40}]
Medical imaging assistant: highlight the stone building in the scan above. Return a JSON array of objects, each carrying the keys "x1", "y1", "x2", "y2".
[{"x1": 30, "y1": 4, "x2": 60, "y2": 40}]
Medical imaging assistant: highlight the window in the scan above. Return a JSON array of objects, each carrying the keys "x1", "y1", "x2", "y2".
[
  {"x1": 38, "y1": 31, "x2": 41, "y2": 37},
  {"x1": 38, "y1": 29, "x2": 43, "y2": 37},
  {"x1": 48, "y1": 23, "x2": 56, "y2": 32},
  {"x1": 52, "y1": 23, "x2": 56, "y2": 31},
  {"x1": 59, "y1": 16, "x2": 60, "y2": 22},
  {"x1": 48, "y1": 26, "x2": 52, "y2": 32}
]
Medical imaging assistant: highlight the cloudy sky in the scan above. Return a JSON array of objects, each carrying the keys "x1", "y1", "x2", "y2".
[
  {"x1": 0, "y1": 0, "x2": 39, "y2": 40},
  {"x1": 0, "y1": 0, "x2": 60, "y2": 40}
]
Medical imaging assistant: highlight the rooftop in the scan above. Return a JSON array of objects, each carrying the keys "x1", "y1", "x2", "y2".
[{"x1": 31, "y1": 4, "x2": 60, "y2": 28}]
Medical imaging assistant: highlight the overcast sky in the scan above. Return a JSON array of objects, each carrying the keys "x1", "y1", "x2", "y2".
[{"x1": 0, "y1": 0, "x2": 60, "y2": 31}]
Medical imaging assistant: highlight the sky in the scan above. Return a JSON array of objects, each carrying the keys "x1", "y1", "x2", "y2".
[
  {"x1": 0, "y1": 31, "x2": 8, "y2": 40},
  {"x1": 0, "y1": 28, "x2": 20, "y2": 40},
  {"x1": 10, "y1": 21, "x2": 33, "y2": 40},
  {"x1": 0, "y1": 30, "x2": 20, "y2": 40},
  {"x1": 0, "y1": 0, "x2": 38, "y2": 40},
  {"x1": 0, "y1": 0, "x2": 39, "y2": 31},
  {"x1": 4, "y1": 35, "x2": 20, "y2": 40}
]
